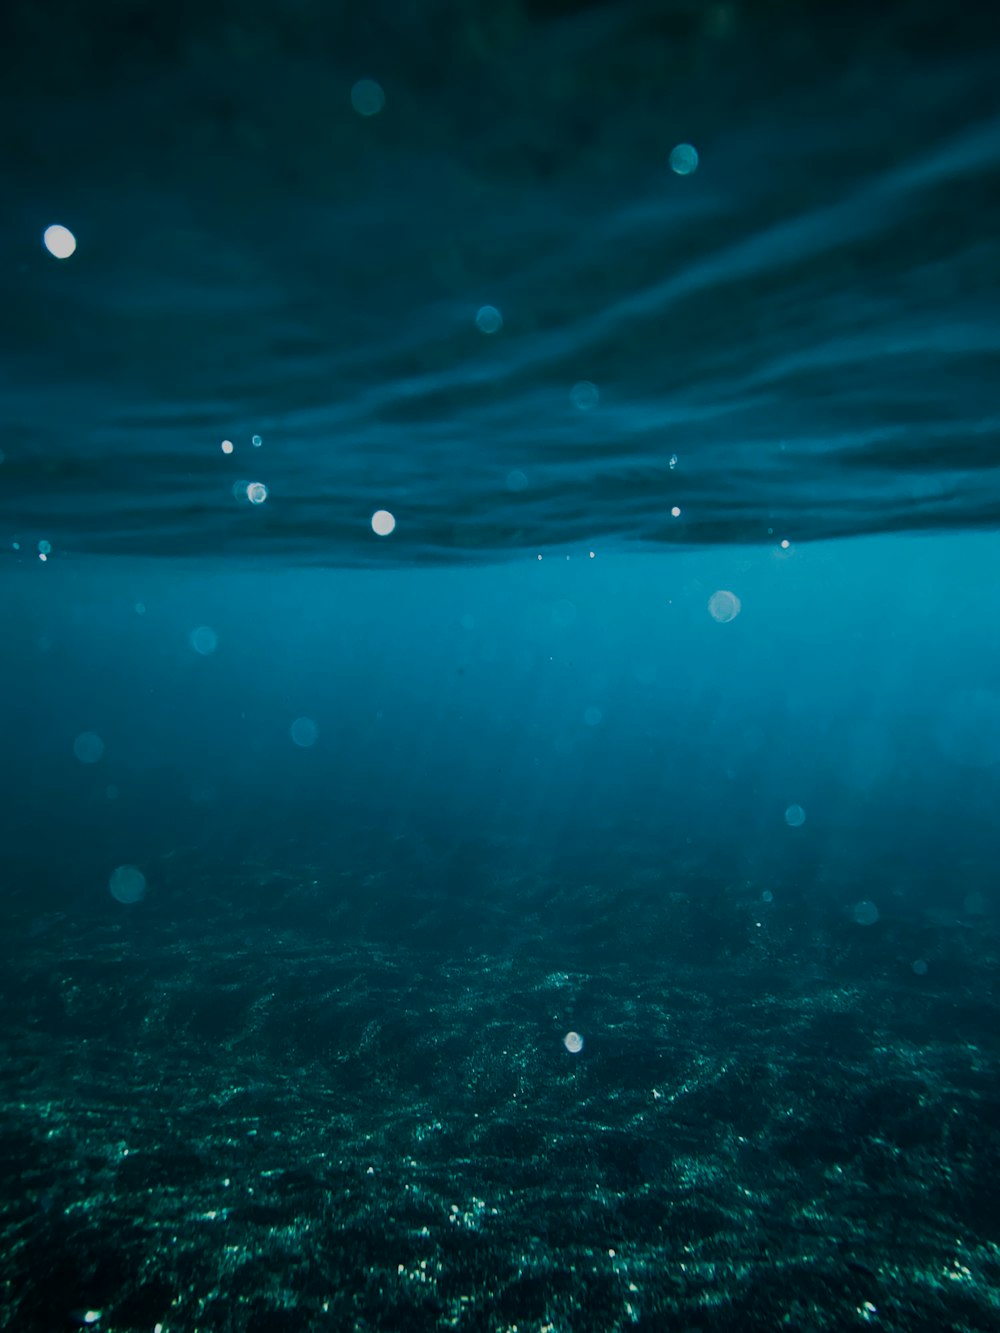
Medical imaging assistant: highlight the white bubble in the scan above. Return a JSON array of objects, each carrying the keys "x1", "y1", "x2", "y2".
[
  {"x1": 761, "y1": 890, "x2": 773, "y2": 903},
  {"x1": 190, "y1": 626, "x2": 218, "y2": 656},
  {"x1": 252, "y1": 434, "x2": 262, "y2": 447},
  {"x1": 852, "y1": 899, "x2": 879, "y2": 926},
  {"x1": 669, "y1": 143, "x2": 699, "y2": 176},
  {"x1": 43, "y1": 224, "x2": 77, "y2": 259},
  {"x1": 73, "y1": 732, "x2": 105, "y2": 764},
  {"x1": 668, "y1": 454, "x2": 678, "y2": 469},
  {"x1": 476, "y1": 305, "x2": 503, "y2": 334},
  {"x1": 583, "y1": 706, "x2": 602, "y2": 727},
  {"x1": 671, "y1": 506, "x2": 682, "y2": 518},
  {"x1": 563, "y1": 1031, "x2": 584, "y2": 1054},
  {"x1": 221, "y1": 439, "x2": 234, "y2": 455},
  {"x1": 371, "y1": 509, "x2": 396, "y2": 536},
  {"x1": 291, "y1": 716, "x2": 319, "y2": 748},
  {"x1": 109, "y1": 864, "x2": 146, "y2": 904},
  {"x1": 570, "y1": 381, "x2": 599, "y2": 410},
  {"x1": 708, "y1": 590, "x2": 741, "y2": 623},
  {"x1": 506, "y1": 469, "x2": 528, "y2": 492},
  {"x1": 784, "y1": 804, "x2": 806, "y2": 827},
  {"x1": 246, "y1": 481, "x2": 268, "y2": 505},
  {"x1": 351, "y1": 78, "x2": 385, "y2": 116}
]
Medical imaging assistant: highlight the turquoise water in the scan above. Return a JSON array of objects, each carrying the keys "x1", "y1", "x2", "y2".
[{"x1": 2, "y1": 2, "x2": 1000, "y2": 1330}]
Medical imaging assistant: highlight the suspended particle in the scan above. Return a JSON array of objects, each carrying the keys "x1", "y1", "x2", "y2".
[
  {"x1": 570, "y1": 381, "x2": 599, "y2": 410},
  {"x1": 708, "y1": 590, "x2": 740, "y2": 622},
  {"x1": 43, "y1": 224, "x2": 77, "y2": 258},
  {"x1": 669, "y1": 143, "x2": 699, "y2": 176},
  {"x1": 476, "y1": 305, "x2": 503, "y2": 334},
  {"x1": 352, "y1": 79, "x2": 385, "y2": 116}
]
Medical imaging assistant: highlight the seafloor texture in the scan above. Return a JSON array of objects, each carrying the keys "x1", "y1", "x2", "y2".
[{"x1": 1, "y1": 863, "x2": 998, "y2": 1332}]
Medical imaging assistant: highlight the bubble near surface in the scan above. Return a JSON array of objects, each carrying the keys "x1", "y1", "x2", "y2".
[
  {"x1": 290, "y1": 717, "x2": 319, "y2": 748},
  {"x1": 475, "y1": 305, "x2": 503, "y2": 334},
  {"x1": 190, "y1": 626, "x2": 218, "y2": 656},
  {"x1": 708, "y1": 590, "x2": 741, "y2": 623},
  {"x1": 570, "y1": 381, "x2": 599, "y2": 410},
  {"x1": 73, "y1": 732, "x2": 105, "y2": 764},
  {"x1": 43, "y1": 224, "x2": 76, "y2": 258},
  {"x1": 669, "y1": 143, "x2": 699, "y2": 175}
]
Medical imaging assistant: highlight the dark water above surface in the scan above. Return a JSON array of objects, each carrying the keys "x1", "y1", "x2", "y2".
[
  {"x1": 2, "y1": 0, "x2": 1000, "y2": 563},
  {"x1": 4, "y1": 2, "x2": 1000, "y2": 1331}
]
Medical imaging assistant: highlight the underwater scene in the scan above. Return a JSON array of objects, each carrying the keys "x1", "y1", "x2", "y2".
[{"x1": 2, "y1": 0, "x2": 1000, "y2": 1329}]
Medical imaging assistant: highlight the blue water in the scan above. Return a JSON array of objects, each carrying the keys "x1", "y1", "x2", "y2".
[{"x1": 3, "y1": 2, "x2": 1000, "y2": 1330}]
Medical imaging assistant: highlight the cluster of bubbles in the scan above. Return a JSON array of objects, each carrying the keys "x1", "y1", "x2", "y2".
[{"x1": 40, "y1": 126, "x2": 701, "y2": 555}]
